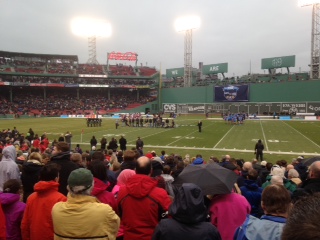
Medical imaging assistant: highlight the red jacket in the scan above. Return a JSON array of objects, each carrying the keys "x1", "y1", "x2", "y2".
[
  {"x1": 21, "y1": 181, "x2": 67, "y2": 240},
  {"x1": 91, "y1": 177, "x2": 118, "y2": 213},
  {"x1": 117, "y1": 174, "x2": 171, "y2": 240},
  {"x1": 32, "y1": 139, "x2": 40, "y2": 149},
  {"x1": 0, "y1": 202, "x2": 5, "y2": 240}
]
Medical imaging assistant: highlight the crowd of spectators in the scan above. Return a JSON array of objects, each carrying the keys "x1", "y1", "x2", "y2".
[
  {"x1": 0, "y1": 90, "x2": 154, "y2": 115},
  {"x1": 0, "y1": 127, "x2": 320, "y2": 239}
]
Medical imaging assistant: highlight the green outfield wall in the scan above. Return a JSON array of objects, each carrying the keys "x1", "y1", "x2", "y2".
[{"x1": 161, "y1": 80, "x2": 320, "y2": 103}]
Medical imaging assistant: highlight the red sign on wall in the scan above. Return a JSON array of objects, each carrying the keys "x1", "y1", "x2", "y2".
[{"x1": 108, "y1": 52, "x2": 137, "y2": 61}]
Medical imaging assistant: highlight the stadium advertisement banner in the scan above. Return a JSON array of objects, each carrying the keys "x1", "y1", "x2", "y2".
[
  {"x1": 281, "y1": 103, "x2": 306, "y2": 113},
  {"x1": 166, "y1": 68, "x2": 184, "y2": 78},
  {"x1": 307, "y1": 102, "x2": 320, "y2": 113},
  {"x1": 214, "y1": 85, "x2": 249, "y2": 102},
  {"x1": 203, "y1": 63, "x2": 228, "y2": 74},
  {"x1": 187, "y1": 104, "x2": 205, "y2": 113},
  {"x1": 108, "y1": 52, "x2": 137, "y2": 61},
  {"x1": 79, "y1": 74, "x2": 107, "y2": 78},
  {"x1": 163, "y1": 103, "x2": 177, "y2": 113},
  {"x1": 79, "y1": 84, "x2": 109, "y2": 88},
  {"x1": 65, "y1": 84, "x2": 79, "y2": 87},
  {"x1": 261, "y1": 55, "x2": 295, "y2": 69}
]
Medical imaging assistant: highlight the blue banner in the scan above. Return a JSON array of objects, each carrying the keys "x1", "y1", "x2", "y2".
[{"x1": 214, "y1": 85, "x2": 249, "y2": 102}]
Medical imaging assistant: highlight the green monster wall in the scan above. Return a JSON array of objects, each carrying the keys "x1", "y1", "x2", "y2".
[{"x1": 160, "y1": 80, "x2": 320, "y2": 103}]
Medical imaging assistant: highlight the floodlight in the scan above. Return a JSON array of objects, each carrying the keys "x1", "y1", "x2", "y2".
[
  {"x1": 174, "y1": 16, "x2": 201, "y2": 32},
  {"x1": 71, "y1": 17, "x2": 112, "y2": 37},
  {"x1": 298, "y1": 0, "x2": 320, "y2": 7}
]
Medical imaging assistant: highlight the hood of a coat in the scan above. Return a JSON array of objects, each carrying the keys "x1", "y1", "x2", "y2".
[
  {"x1": 2, "y1": 145, "x2": 17, "y2": 162},
  {"x1": 34, "y1": 181, "x2": 60, "y2": 193},
  {"x1": 23, "y1": 161, "x2": 42, "y2": 174},
  {"x1": 0, "y1": 192, "x2": 20, "y2": 206},
  {"x1": 126, "y1": 174, "x2": 157, "y2": 198},
  {"x1": 244, "y1": 179, "x2": 260, "y2": 191},
  {"x1": 169, "y1": 183, "x2": 207, "y2": 224},
  {"x1": 91, "y1": 177, "x2": 109, "y2": 196}
]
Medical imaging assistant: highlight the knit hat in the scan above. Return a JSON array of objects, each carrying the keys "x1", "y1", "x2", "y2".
[
  {"x1": 261, "y1": 161, "x2": 267, "y2": 167},
  {"x1": 68, "y1": 169, "x2": 93, "y2": 193}
]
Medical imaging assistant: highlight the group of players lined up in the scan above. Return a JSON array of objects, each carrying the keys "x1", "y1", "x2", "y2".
[
  {"x1": 86, "y1": 118, "x2": 102, "y2": 127},
  {"x1": 223, "y1": 113, "x2": 247, "y2": 125},
  {"x1": 120, "y1": 113, "x2": 175, "y2": 128}
]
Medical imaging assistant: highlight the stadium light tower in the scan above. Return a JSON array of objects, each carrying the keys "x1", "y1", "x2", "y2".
[
  {"x1": 298, "y1": 0, "x2": 320, "y2": 79},
  {"x1": 71, "y1": 17, "x2": 112, "y2": 65},
  {"x1": 175, "y1": 16, "x2": 200, "y2": 87}
]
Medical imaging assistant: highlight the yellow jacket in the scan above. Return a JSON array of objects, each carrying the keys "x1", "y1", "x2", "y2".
[{"x1": 52, "y1": 193, "x2": 120, "y2": 240}]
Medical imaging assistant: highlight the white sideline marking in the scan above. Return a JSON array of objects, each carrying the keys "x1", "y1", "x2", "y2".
[
  {"x1": 260, "y1": 120, "x2": 269, "y2": 151},
  {"x1": 282, "y1": 121, "x2": 320, "y2": 150},
  {"x1": 214, "y1": 125, "x2": 235, "y2": 148}
]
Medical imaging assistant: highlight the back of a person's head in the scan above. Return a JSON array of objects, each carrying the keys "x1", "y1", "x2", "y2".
[
  {"x1": 89, "y1": 160, "x2": 107, "y2": 182},
  {"x1": 39, "y1": 163, "x2": 60, "y2": 181},
  {"x1": 91, "y1": 151, "x2": 105, "y2": 162},
  {"x1": 270, "y1": 175, "x2": 284, "y2": 185},
  {"x1": 3, "y1": 179, "x2": 21, "y2": 194},
  {"x1": 123, "y1": 150, "x2": 136, "y2": 162},
  {"x1": 247, "y1": 168, "x2": 258, "y2": 180},
  {"x1": 266, "y1": 162, "x2": 273, "y2": 171},
  {"x1": 117, "y1": 169, "x2": 136, "y2": 186},
  {"x1": 163, "y1": 165, "x2": 171, "y2": 175},
  {"x1": 270, "y1": 165, "x2": 285, "y2": 178},
  {"x1": 262, "y1": 184, "x2": 291, "y2": 215},
  {"x1": 243, "y1": 161, "x2": 253, "y2": 171},
  {"x1": 136, "y1": 156, "x2": 152, "y2": 175},
  {"x1": 55, "y1": 142, "x2": 69, "y2": 152},
  {"x1": 70, "y1": 153, "x2": 82, "y2": 164},
  {"x1": 282, "y1": 193, "x2": 320, "y2": 240},
  {"x1": 28, "y1": 152, "x2": 42, "y2": 162},
  {"x1": 309, "y1": 161, "x2": 320, "y2": 179},
  {"x1": 288, "y1": 169, "x2": 300, "y2": 179}
]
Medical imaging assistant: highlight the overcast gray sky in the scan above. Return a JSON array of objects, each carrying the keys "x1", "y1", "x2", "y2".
[{"x1": 0, "y1": 0, "x2": 313, "y2": 77}]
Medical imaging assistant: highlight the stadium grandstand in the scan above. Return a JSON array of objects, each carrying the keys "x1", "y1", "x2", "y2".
[{"x1": 0, "y1": 50, "x2": 159, "y2": 116}]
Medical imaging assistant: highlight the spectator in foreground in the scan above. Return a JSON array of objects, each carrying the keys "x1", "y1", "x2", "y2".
[
  {"x1": 52, "y1": 168, "x2": 120, "y2": 240},
  {"x1": 21, "y1": 163, "x2": 67, "y2": 240},
  {"x1": 0, "y1": 145, "x2": 20, "y2": 192},
  {"x1": 209, "y1": 190, "x2": 251, "y2": 240},
  {"x1": 117, "y1": 156, "x2": 171, "y2": 240},
  {"x1": 0, "y1": 179, "x2": 26, "y2": 240},
  {"x1": 152, "y1": 183, "x2": 221, "y2": 240},
  {"x1": 234, "y1": 184, "x2": 291, "y2": 240},
  {"x1": 282, "y1": 193, "x2": 320, "y2": 240},
  {"x1": 0, "y1": 201, "x2": 5, "y2": 240},
  {"x1": 50, "y1": 142, "x2": 78, "y2": 196}
]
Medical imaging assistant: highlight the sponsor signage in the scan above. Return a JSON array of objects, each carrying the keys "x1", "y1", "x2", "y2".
[
  {"x1": 203, "y1": 63, "x2": 228, "y2": 74},
  {"x1": 166, "y1": 68, "x2": 184, "y2": 78},
  {"x1": 261, "y1": 55, "x2": 295, "y2": 69},
  {"x1": 187, "y1": 104, "x2": 205, "y2": 113},
  {"x1": 79, "y1": 74, "x2": 107, "y2": 78},
  {"x1": 79, "y1": 84, "x2": 109, "y2": 88},
  {"x1": 163, "y1": 104, "x2": 177, "y2": 113},
  {"x1": 307, "y1": 102, "x2": 320, "y2": 113},
  {"x1": 281, "y1": 103, "x2": 306, "y2": 113},
  {"x1": 108, "y1": 52, "x2": 137, "y2": 61}
]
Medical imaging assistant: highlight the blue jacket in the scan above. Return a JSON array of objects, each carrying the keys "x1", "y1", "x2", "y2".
[
  {"x1": 240, "y1": 180, "x2": 263, "y2": 217},
  {"x1": 234, "y1": 214, "x2": 286, "y2": 240}
]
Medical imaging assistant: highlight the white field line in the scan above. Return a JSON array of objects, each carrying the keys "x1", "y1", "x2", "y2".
[
  {"x1": 260, "y1": 120, "x2": 269, "y2": 151},
  {"x1": 166, "y1": 122, "x2": 216, "y2": 146},
  {"x1": 213, "y1": 125, "x2": 235, "y2": 148},
  {"x1": 282, "y1": 121, "x2": 320, "y2": 150},
  {"x1": 72, "y1": 142, "x2": 320, "y2": 156}
]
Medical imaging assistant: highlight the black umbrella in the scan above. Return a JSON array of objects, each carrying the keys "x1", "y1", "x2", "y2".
[
  {"x1": 173, "y1": 163, "x2": 239, "y2": 195},
  {"x1": 302, "y1": 156, "x2": 320, "y2": 166}
]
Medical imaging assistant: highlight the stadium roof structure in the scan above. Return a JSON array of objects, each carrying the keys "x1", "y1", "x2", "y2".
[{"x1": 0, "y1": 51, "x2": 78, "y2": 61}]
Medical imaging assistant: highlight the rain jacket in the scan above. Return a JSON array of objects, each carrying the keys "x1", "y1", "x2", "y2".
[
  {"x1": 0, "y1": 146, "x2": 20, "y2": 192},
  {"x1": 91, "y1": 177, "x2": 117, "y2": 213},
  {"x1": 117, "y1": 174, "x2": 171, "y2": 240},
  {"x1": 0, "y1": 202, "x2": 6, "y2": 240},
  {"x1": 21, "y1": 160, "x2": 43, "y2": 203},
  {"x1": 234, "y1": 214, "x2": 286, "y2": 240},
  {"x1": 0, "y1": 192, "x2": 26, "y2": 240},
  {"x1": 152, "y1": 183, "x2": 221, "y2": 240},
  {"x1": 240, "y1": 179, "x2": 263, "y2": 217},
  {"x1": 21, "y1": 181, "x2": 67, "y2": 240},
  {"x1": 50, "y1": 151, "x2": 79, "y2": 196},
  {"x1": 209, "y1": 193, "x2": 251, "y2": 240},
  {"x1": 52, "y1": 194, "x2": 120, "y2": 240}
]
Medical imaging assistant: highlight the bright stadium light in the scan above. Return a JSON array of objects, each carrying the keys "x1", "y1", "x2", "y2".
[
  {"x1": 174, "y1": 16, "x2": 201, "y2": 32},
  {"x1": 174, "y1": 16, "x2": 200, "y2": 87},
  {"x1": 71, "y1": 17, "x2": 112, "y2": 64},
  {"x1": 298, "y1": 0, "x2": 320, "y2": 7},
  {"x1": 71, "y1": 17, "x2": 112, "y2": 38}
]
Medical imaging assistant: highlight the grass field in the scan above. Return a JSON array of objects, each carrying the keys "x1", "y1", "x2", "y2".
[{"x1": 1, "y1": 115, "x2": 320, "y2": 164}]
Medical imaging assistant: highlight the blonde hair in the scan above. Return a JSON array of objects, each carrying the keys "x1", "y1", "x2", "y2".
[{"x1": 28, "y1": 152, "x2": 42, "y2": 163}]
